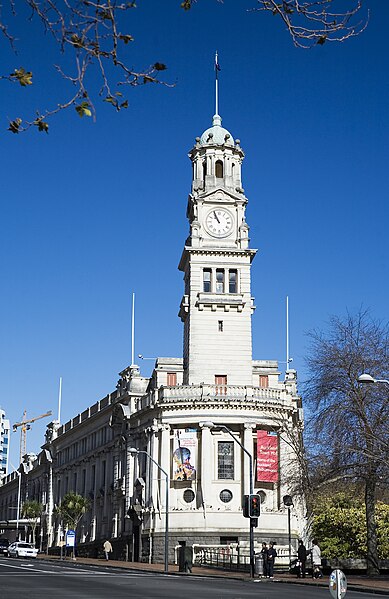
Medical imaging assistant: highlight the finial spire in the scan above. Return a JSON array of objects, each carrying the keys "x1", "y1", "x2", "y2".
[{"x1": 213, "y1": 51, "x2": 221, "y2": 126}]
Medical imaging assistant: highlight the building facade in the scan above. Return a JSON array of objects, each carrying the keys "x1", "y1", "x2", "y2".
[
  {"x1": 0, "y1": 107, "x2": 306, "y2": 562},
  {"x1": 0, "y1": 410, "x2": 10, "y2": 478}
]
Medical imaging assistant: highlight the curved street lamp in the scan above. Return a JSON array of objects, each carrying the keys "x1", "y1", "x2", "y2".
[
  {"x1": 129, "y1": 448, "x2": 169, "y2": 574},
  {"x1": 358, "y1": 373, "x2": 389, "y2": 386}
]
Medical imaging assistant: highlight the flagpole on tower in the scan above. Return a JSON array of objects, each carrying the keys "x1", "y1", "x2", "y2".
[
  {"x1": 131, "y1": 292, "x2": 135, "y2": 367},
  {"x1": 215, "y1": 51, "x2": 220, "y2": 116}
]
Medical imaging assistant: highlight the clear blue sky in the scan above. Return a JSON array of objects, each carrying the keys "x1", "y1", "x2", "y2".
[{"x1": 1, "y1": 1, "x2": 387, "y2": 468}]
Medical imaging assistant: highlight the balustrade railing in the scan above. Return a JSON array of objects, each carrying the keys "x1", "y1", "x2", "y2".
[{"x1": 158, "y1": 384, "x2": 291, "y2": 406}]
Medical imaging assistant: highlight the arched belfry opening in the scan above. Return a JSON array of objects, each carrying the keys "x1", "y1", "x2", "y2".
[{"x1": 215, "y1": 160, "x2": 223, "y2": 179}]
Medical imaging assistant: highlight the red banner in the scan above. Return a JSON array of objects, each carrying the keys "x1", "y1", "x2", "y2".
[{"x1": 256, "y1": 430, "x2": 278, "y2": 483}]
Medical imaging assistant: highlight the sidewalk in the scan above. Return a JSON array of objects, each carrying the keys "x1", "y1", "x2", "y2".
[{"x1": 38, "y1": 554, "x2": 389, "y2": 595}]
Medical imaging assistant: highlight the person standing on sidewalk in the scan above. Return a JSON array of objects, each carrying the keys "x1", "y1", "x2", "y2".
[
  {"x1": 297, "y1": 540, "x2": 307, "y2": 578},
  {"x1": 311, "y1": 539, "x2": 322, "y2": 578},
  {"x1": 267, "y1": 542, "x2": 277, "y2": 578},
  {"x1": 103, "y1": 539, "x2": 113, "y2": 561},
  {"x1": 260, "y1": 542, "x2": 268, "y2": 578}
]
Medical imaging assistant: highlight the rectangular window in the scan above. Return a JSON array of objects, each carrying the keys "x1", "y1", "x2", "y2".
[
  {"x1": 102, "y1": 460, "x2": 106, "y2": 489},
  {"x1": 229, "y1": 269, "x2": 237, "y2": 293},
  {"x1": 215, "y1": 375, "x2": 227, "y2": 395},
  {"x1": 218, "y1": 441, "x2": 234, "y2": 479},
  {"x1": 218, "y1": 320, "x2": 223, "y2": 332},
  {"x1": 82, "y1": 469, "x2": 86, "y2": 495},
  {"x1": 216, "y1": 269, "x2": 224, "y2": 293},
  {"x1": 259, "y1": 375, "x2": 269, "y2": 388},
  {"x1": 91, "y1": 465, "x2": 96, "y2": 493},
  {"x1": 167, "y1": 372, "x2": 177, "y2": 386},
  {"x1": 203, "y1": 269, "x2": 212, "y2": 293}
]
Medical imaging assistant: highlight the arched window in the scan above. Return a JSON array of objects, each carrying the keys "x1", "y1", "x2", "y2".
[
  {"x1": 215, "y1": 160, "x2": 223, "y2": 178},
  {"x1": 203, "y1": 159, "x2": 207, "y2": 182},
  {"x1": 231, "y1": 163, "x2": 235, "y2": 178}
]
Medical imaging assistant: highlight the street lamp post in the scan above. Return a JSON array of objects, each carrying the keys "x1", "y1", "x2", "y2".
[
  {"x1": 16, "y1": 470, "x2": 21, "y2": 541},
  {"x1": 358, "y1": 373, "x2": 389, "y2": 386},
  {"x1": 129, "y1": 448, "x2": 169, "y2": 574},
  {"x1": 199, "y1": 421, "x2": 255, "y2": 578},
  {"x1": 283, "y1": 495, "x2": 293, "y2": 570}
]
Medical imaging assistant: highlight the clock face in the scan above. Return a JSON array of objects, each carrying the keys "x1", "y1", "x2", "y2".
[{"x1": 205, "y1": 209, "x2": 233, "y2": 237}]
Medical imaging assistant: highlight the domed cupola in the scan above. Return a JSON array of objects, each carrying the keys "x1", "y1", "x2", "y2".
[
  {"x1": 189, "y1": 111, "x2": 244, "y2": 198},
  {"x1": 200, "y1": 114, "x2": 234, "y2": 146}
]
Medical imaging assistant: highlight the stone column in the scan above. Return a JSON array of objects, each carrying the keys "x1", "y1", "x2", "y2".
[
  {"x1": 200, "y1": 424, "x2": 213, "y2": 509},
  {"x1": 47, "y1": 464, "x2": 54, "y2": 547},
  {"x1": 150, "y1": 425, "x2": 160, "y2": 510},
  {"x1": 159, "y1": 425, "x2": 170, "y2": 511}
]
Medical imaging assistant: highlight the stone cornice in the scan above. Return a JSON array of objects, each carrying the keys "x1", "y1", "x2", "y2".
[{"x1": 178, "y1": 247, "x2": 257, "y2": 271}]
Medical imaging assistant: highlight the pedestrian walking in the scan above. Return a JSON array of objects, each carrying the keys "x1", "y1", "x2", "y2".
[
  {"x1": 103, "y1": 539, "x2": 113, "y2": 561},
  {"x1": 311, "y1": 539, "x2": 322, "y2": 578},
  {"x1": 297, "y1": 540, "x2": 307, "y2": 578},
  {"x1": 267, "y1": 542, "x2": 277, "y2": 578},
  {"x1": 260, "y1": 542, "x2": 268, "y2": 578}
]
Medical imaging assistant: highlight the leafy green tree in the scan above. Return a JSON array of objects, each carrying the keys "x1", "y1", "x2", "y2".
[
  {"x1": 311, "y1": 492, "x2": 389, "y2": 560},
  {"x1": 305, "y1": 310, "x2": 389, "y2": 575},
  {"x1": 21, "y1": 499, "x2": 44, "y2": 546},
  {"x1": 55, "y1": 492, "x2": 90, "y2": 530}
]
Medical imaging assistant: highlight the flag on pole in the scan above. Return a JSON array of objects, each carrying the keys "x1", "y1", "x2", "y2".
[{"x1": 215, "y1": 52, "x2": 221, "y2": 72}]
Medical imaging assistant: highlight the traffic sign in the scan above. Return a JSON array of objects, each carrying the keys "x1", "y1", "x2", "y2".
[
  {"x1": 329, "y1": 569, "x2": 347, "y2": 599},
  {"x1": 66, "y1": 530, "x2": 76, "y2": 548}
]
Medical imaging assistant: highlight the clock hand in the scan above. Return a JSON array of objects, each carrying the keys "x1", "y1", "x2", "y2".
[{"x1": 213, "y1": 211, "x2": 220, "y2": 224}]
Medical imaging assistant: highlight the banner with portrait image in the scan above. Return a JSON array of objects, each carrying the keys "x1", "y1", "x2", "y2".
[
  {"x1": 256, "y1": 430, "x2": 278, "y2": 483},
  {"x1": 172, "y1": 429, "x2": 197, "y2": 481}
]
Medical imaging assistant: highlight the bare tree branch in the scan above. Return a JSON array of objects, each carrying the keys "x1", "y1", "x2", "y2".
[{"x1": 252, "y1": 1, "x2": 369, "y2": 48}]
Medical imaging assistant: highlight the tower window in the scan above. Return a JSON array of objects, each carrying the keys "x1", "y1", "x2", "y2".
[
  {"x1": 215, "y1": 375, "x2": 227, "y2": 395},
  {"x1": 218, "y1": 320, "x2": 223, "y2": 332},
  {"x1": 218, "y1": 441, "x2": 234, "y2": 480},
  {"x1": 203, "y1": 159, "x2": 207, "y2": 182},
  {"x1": 167, "y1": 372, "x2": 177, "y2": 386},
  {"x1": 215, "y1": 160, "x2": 224, "y2": 178},
  {"x1": 229, "y1": 269, "x2": 237, "y2": 293},
  {"x1": 259, "y1": 375, "x2": 269, "y2": 388},
  {"x1": 203, "y1": 269, "x2": 212, "y2": 293},
  {"x1": 216, "y1": 269, "x2": 224, "y2": 293}
]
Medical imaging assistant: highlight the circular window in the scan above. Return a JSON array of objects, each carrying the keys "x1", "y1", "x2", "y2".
[
  {"x1": 183, "y1": 489, "x2": 195, "y2": 504},
  {"x1": 219, "y1": 489, "x2": 233, "y2": 503},
  {"x1": 257, "y1": 491, "x2": 266, "y2": 504}
]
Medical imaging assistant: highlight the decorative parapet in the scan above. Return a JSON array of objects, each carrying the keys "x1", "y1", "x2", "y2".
[
  {"x1": 56, "y1": 392, "x2": 117, "y2": 437},
  {"x1": 155, "y1": 384, "x2": 298, "y2": 411}
]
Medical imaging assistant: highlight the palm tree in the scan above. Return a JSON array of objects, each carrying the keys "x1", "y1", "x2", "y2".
[
  {"x1": 22, "y1": 500, "x2": 44, "y2": 546},
  {"x1": 55, "y1": 492, "x2": 90, "y2": 559}
]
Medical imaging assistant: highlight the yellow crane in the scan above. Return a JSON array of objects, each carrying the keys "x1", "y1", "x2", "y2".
[{"x1": 13, "y1": 409, "x2": 53, "y2": 464}]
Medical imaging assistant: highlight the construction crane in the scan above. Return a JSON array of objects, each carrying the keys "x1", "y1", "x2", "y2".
[{"x1": 13, "y1": 409, "x2": 52, "y2": 464}]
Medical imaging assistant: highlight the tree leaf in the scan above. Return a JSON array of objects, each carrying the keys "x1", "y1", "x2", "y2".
[
  {"x1": 119, "y1": 34, "x2": 134, "y2": 44},
  {"x1": 154, "y1": 62, "x2": 167, "y2": 71},
  {"x1": 10, "y1": 68, "x2": 33, "y2": 87},
  {"x1": 34, "y1": 118, "x2": 49, "y2": 133},
  {"x1": 75, "y1": 102, "x2": 92, "y2": 117},
  {"x1": 8, "y1": 118, "x2": 22, "y2": 133}
]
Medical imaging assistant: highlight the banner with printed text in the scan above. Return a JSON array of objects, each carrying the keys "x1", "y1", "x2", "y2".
[
  {"x1": 172, "y1": 429, "x2": 197, "y2": 481},
  {"x1": 256, "y1": 430, "x2": 278, "y2": 483}
]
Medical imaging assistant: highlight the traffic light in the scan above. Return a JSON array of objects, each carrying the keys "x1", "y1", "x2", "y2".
[
  {"x1": 249, "y1": 494, "x2": 261, "y2": 518},
  {"x1": 243, "y1": 494, "x2": 250, "y2": 518}
]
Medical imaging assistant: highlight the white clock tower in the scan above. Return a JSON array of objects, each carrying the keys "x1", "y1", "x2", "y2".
[{"x1": 179, "y1": 107, "x2": 257, "y2": 386}]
